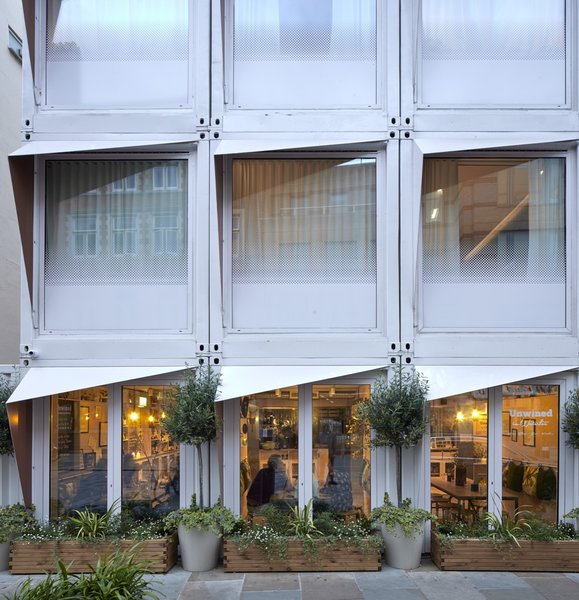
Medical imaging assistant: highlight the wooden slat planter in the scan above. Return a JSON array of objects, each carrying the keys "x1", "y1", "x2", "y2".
[
  {"x1": 223, "y1": 539, "x2": 381, "y2": 572},
  {"x1": 9, "y1": 534, "x2": 178, "y2": 574},
  {"x1": 431, "y1": 532, "x2": 579, "y2": 572}
]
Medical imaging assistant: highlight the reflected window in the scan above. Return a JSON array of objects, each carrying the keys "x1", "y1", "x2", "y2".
[
  {"x1": 240, "y1": 388, "x2": 298, "y2": 519},
  {"x1": 312, "y1": 385, "x2": 371, "y2": 515},
  {"x1": 122, "y1": 386, "x2": 179, "y2": 518},
  {"x1": 430, "y1": 392, "x2": 488, "y2": 522},
  {"x1": 502, "y1": 384, "x2": 558, "y2": 522},
  {"x1": 50, "y1": 387, "x2": 108, "y2": 518}
]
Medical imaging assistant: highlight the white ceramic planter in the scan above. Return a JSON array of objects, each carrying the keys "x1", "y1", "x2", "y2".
[
  {"x1": 380, "y1": 523, "x2": 424, "y2": 570},
  {"x1": 0, "y1": 541, "x2": 10, "y2": 571},
  {"x1": 178, "y1": 524, "x2": 220, "y2": 572}
]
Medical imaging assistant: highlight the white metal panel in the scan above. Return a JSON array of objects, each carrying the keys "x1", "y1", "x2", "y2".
[
  {"x1": 218, "y1": 365, "x2": 382, "y2": 401},
  {"x1": 414, "y1": 135, "x2": 578, "y2": 155},
  {"x1": 416, "y1": 365, "x2": 575, "y2": 401},
  {"x1": 7, "y1": 366, "x2": 185, "y2": 403},
  {"x1": 10, "y1": 139, "x2": 197, "y2": 156},
  {"x1": 215, "y1": 138, "x2": 385, "y2": 155}
]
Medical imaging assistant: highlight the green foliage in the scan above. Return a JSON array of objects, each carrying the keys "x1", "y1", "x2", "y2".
[
  {"x1": 483, "y1": 510, "x2": 530, "y2": 547},
  {"x1": 356, "y1": 366, "x2": 428, "y2": 449},
  {"x1": 562, "y1": 388, "x2": 579, "y2": 449},
  {"x1": 0, "y1": 504, "x2": 38, "y2": 544},
  {"x1": 0, "y1": 376, "x2": 15, "y2": 456},
  {"x1": 253, "y1": 504, "x2": 290, "y2": 534},
  {"x1": 68, "y1": 500, "x2": 119, "y2": 541},
  {"x1": 161, "y1": 366, "x2": 221, "y2": 448},
  {"x1": 564, "y1": 507, "x2": 579, "y2": 519},
  {"x1": 371, "y1": 493, "x2": 434, "y2": 539},
  {"x1": 164, "y1": 496, "x2": 238, "y2": 537},
  {"x1": 286, "y1": 500, "x2": 320, "y2": 539},
  {"x1": 4, "y1": 550, "x2": 159, "y2": 600}
]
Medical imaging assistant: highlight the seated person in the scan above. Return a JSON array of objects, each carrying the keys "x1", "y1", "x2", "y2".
[{"x1": 246, "y1": 454, "x2": 294, "y2": 508}]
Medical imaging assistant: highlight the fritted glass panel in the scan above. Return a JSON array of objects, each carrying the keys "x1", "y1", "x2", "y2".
[
  {"x1": 240, "y1": 389, "x2": 298, "y2": 519},
  {"x1": 46, "y1": 0, "x2": 190, "y2": 108},
  {"x1": 502, "y1": 384, "x2": 559, "y2": 522},
  {"x1": 421, "y1": 158, "x2": 565, "y2": 329},
  {"x1": 232, "y1": 158, "x2": 377, "y2": 329},
  {"x1": 312, "y1": 384, "x2": 371, "y2": 515},
  {"x1": 50, "y1": 387, "x2": 108, "y2": 518},
  {"x1": 233, "y1": 0, "x2": 377, "y2": 107},
  {"x1": 430, "y1": 392, "x2": 488, "y2": 522},
  {"x1": 122, "y1": 385, "x2": 180, "y2": 518},
  {"x1": 44, "y1": 160, "x2": 189, "y2": 331},
  {"x1": 420, "y1": 0, "x2": 566, "y2": 106}
]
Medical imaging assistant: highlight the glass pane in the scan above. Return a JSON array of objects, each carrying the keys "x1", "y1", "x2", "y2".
[
  {"x1": 422, "y1": 158, "x2": 565, "y2": 329},
  {"x1": 46, "y1": 0, "x2": 189, "y2": 108},
  {"x1": 50, "y1": 387, "x2": 108, "y2": 518},
  {"x1": 502, "y1": 384, "x2": 558, "y2": 522},
  {"x1": 312, "y1": 384, "x2": 371, "y2": 516},
  {"x1": 430, "y1": 392, "x2": 488, "y2": 522},
  {"x1": 232, "y1": 158, "x2": 377, "y2": 329},
  {"x1": 421, "y1": 0, "x2": 566, "y2": 106},
  {"x1": 240, "y1": 388, "x2": 298, "y2": 519},
  {"x1": 233, "y1": 0, "x2": 377, "y2": 107},
  {"x1": 122, "y1": 385, "x2": 180, "y2": 518}
]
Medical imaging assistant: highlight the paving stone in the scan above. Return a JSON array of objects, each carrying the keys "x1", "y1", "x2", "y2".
[
  {"x1": 565, "y1": 573, "x2": 579, "y2": 584},
  {"x1": 520, "y1": 574, "x2": 579, "y2": 600},
  {"x1": 360, "y1": 586, "x2": 427, "y2": 600},
  {"x1": 189, "y1": 568, "x2": 245, "y2": 582},
  {"x1": 480, "y1": 589, "x2": 547, "y2": 600},
  {"x1": 462, "y1": 572, "x2": 531, "y2": 589},
  {"x1": 241, "y1": 592, "x2": 301, "y2": 600},
  {"x1": 178, "y1": 579, "x2": 244, "y2": 600},
  {"x1": 301, "y1": 573, "x2": 363, "y2": 600},
  {"x1": 355, "y1": 570, "x2": 418, "y2": 589},
  {"x1": 410, "y1": 571, "x2": 486, "y2": 600},
  {"x1": 242, "y1": 573, "x2": 300, "y2": 591}
]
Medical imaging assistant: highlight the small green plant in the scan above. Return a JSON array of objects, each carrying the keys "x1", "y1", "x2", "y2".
[
  {"x1": 371, "y1": 493, "x2": 435, "y2": 539},
  {"x1": 483, "y1": 510, "x2": 530, "y2": 547},
  {"x1": 164, "y1": 494, "x2": 238, "y2": 537},
  {"x1": 68, "y1": 500, "x2": 119, "y2": 541},
  {"x1": 0, "y1": 504, "x2": 38, "y2": 544},
  {"x1": 287, "y1": 500, "x2": 320, "y2": 539},
  {"x1": 4, "y1": 550, "x2": 159, "y2": 600},
  {"x1": 563, "y1": 388, "x2": 579, "y2": 449},
  {"x1": 564, "y1": 507, "x2": 579, "y2": 520}
]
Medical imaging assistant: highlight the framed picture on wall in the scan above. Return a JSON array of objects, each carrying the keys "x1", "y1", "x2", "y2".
[
  {"x1": 502, "y1": 411, "x2": 511, "y2": 436},
  {"x1": 79, "y1": 406, "x2": 89, "y2": 433},
  {"x1": 99, "y1": 422, "x2": 108, "y2": 447},
  {"x1": 511, "y1": 428, "x2": 518, "y2": 442},
  {"x1": 523, "y1": 419, "x2": 536, "y2": 447}
]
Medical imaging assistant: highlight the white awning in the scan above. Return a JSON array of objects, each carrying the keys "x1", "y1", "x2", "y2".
[
  {"x1": 214, "y1": 138, "x2": 384, "y2": 155},
  {"x1": 7, "y1": 366, "x2": 186, "y2": 404},
  {"x1": 218, "y1": 365, "x2": 383, "y2": 401},
  {"x1": 415, "y1": 365, "x2": 575, "y2": 401},
  {"x1": 10, "y1": 139, "x2": 196, "y2": 157}
]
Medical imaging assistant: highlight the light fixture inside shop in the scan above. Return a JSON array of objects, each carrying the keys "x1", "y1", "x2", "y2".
[
  {"x1": 456, "y1": 411, "x2": 465, "y2": 422},
  {"x1": 138, "y1": 396, "x2": 147, "y2": 407},
  {"x1": 129, "y1": 411, "x2": 139, "y2": 422}
]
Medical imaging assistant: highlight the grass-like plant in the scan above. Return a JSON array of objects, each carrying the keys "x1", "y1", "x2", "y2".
[
  {"x1": 68, "y1": 500, "x2": 119, "y2": 541},
  {"x1": 287, "y1": 500, "x2": 320, "y2": 539}
]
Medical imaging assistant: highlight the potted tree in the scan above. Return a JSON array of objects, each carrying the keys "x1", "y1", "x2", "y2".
[
  {"x1": 562, "y1": 388, "x2": 579, "y2": 450},
  {"x1": 0, "y1": 504, "x2": 36, "y2": 571},
  {"x1": 356, "y1": 365, "x2": 429, "y2": 569},
  {"x1": 162, "y1": 365, "x2": 235, "y2": 571}
]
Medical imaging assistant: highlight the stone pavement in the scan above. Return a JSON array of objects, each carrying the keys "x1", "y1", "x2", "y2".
[{"x1": 2, "y1": 562, "x2": 579, "y2": 599}]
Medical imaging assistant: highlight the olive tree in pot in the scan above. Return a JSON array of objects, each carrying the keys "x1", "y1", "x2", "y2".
[
  {"x1": 0, "y1": 376, "x2": 15, "y2": 458},
  {"x1": 356, "y1": 365, "x2": 429, "y2": 569},
  {"x1": 162, "y1": 365, "x2": 230, "y2": 571}
]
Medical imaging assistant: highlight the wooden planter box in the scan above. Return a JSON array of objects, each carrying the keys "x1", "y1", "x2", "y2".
[
  {"x1": 431, "y1": 532, "x2": 579, "y2": 572},
  {"x1": 9, "y1": 534, "x2": 178, "y2": 574},
  {"x1": 223, "y1": 538, "x2": 381, "y2": 572}
]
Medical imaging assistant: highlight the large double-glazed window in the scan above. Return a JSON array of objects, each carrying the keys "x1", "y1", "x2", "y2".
[
  {"x1": 421, "y1": 156, "x2": 566, "y2": 330},
  {"x1": 230, "y1": 157, "x2": 377, "y2": 330},
  {"x1": 43, "y1": 159, "x2": 189, "y2": 332},
  {"x1": 419, "y1": 0, "x2": 567, "y2": 107},
  {"x1": 45, "y1": 0, "x2": 191, "y2": 108},
  {"x1": 231, "y1": 0, "x2": 378, "y2": 108}
]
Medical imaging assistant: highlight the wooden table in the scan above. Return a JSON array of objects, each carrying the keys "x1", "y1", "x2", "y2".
[{"x1": 431, "y1": 477, "x2": 519, "y2": 519}]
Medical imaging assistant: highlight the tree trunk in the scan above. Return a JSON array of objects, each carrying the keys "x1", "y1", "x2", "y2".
[
  {"x1": 395, "y1": 444, "x2": 402, "y2": 507},
  {"x1": 196, "y1": 443, "x2": 204, "y2": 508}
]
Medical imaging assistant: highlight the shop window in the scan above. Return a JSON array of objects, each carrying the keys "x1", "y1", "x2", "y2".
[
  {"x1": 50, "y1": 387, "x2": 109, "y2": 518},
  {"x1": 419, "y1": 0, "x2": 566, "y2": 106},
  {"x1": 231, "y1": 0, "x2": 377, "y2": 107},
  {"x1": 240, "y1": 388, "x2": 298, "y2": 519},
  {"x1": 230, "y1": 157, "x2": 377, "y2": 329},
  {"x1": 312, "y1": 384, "x2": 371, "y2": 516},
  {"x1": 502, "y1": 384, "x2": 559, "y2": 522},
  {"x1": 430, "y1": 392, "x2": 488, "y2": 522},
  {"x1": 421, "y1": 157, "x2": 566, "y2": 330},
  {"x1": 122, "y1": 386, "x2": 180, "y2": 518},
  {"x1": 45, "y1": 0, "x2": 190, "y2": 108},
  {"x1": 44, "y1": 159, "x2": 189, "y2": 331}
]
